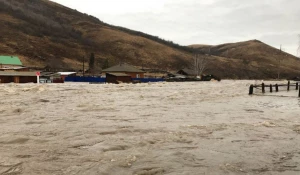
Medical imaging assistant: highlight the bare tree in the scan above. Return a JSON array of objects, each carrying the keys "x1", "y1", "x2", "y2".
[
  {"x1": 82, "y1": 56, "x2": 85, "y2": 77},
  {"x1": 89, "y1": 52, "x2": 95, "y2": 74},
  {"x1": 193, "y1": 54, "x2": 208, "y2": 77},
  {"x1": 276, "y1": 45, "x2": 288, "y2": 79}
]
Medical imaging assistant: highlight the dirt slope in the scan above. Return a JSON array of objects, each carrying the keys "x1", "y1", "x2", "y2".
[
  {"x1": 190, "y1": 40, "x2": 300, "y2": 79},
  {"x1": 0, "y1": 0, "x2": 191, "y2": 71}
]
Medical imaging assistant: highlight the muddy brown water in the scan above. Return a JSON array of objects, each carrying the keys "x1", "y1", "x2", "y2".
[{"x1": 0, "y1": 81, "x2": 300, "y2": 175}]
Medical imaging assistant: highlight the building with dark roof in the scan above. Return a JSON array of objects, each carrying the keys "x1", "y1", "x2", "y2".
[
  {"x1": 177, "y1": 68, "x2": 197, "y2": 76},
  {"x1": 102, "y1": 63, "x2": 144, "y2": 78}
]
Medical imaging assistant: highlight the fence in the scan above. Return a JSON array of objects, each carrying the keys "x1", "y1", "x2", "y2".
[
  {"x1": 65, "y1": 76, "x2": 165, "y2": 83},
  {"x1": 249, "y1": 81, "x2": 300, "y2": 97},
  {"x1": 65, "y1": 76, "x2": 106, "y2": 83},
  {"x1": 132, "y1": 78, "x2": 164, "y2": 83}
]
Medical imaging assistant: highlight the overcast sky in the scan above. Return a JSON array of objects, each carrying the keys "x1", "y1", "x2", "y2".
[{"x1": 51, "y1": 0, "x2": 300, "y2": 56}]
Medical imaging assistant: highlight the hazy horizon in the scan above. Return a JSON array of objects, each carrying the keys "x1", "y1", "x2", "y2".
[{"x1": 51, "y1": 0, "x2": 300, "y2": 56}]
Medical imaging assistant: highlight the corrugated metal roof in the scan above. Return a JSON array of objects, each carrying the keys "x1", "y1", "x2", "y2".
[
  {"x1": 107, "y1": 73, "x2": 131, "y2": 77},
  {"x1": 57, "y1": 72, "x2": 77, "y2": 75},
  {"x1": 102, "y1": 64, "x2": 144, "y2": 73},
  {"x1": 0, "y1": 56, "x2": 23, "y2": 66},
  {"x1": 0, "y1": 71, "x2": 36, "y2": 76},
  {"x1": 0, "y1": 67, "x2": 26, "y2": 70},
  {"x1": 40, "y1": 72, "x2": 61, "y2": 77}
]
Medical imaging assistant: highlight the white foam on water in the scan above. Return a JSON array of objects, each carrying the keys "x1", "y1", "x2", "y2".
[{"x1": 0, "y1": 80, "x2": 300, "y2": 174}]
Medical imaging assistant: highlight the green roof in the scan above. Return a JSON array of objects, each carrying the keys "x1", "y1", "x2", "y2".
[{"x1": 0, "y1": 56, "x2": 23, "y2": 66}]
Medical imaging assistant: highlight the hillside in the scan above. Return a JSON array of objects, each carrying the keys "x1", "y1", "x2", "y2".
[
  {"x1": 0, "y1": 0, "x2": 299, "y2": 79},
  {"x1": 0, "y1": 0, "x2": 192, "y2": 71},
  {"x1": 190, "y1": 40, "x2": 300, "y2": 79}
]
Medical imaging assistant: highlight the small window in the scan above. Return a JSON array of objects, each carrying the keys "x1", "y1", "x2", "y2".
[{"x1": 136, "y1": 74, "x2": 140, "y2": 78}]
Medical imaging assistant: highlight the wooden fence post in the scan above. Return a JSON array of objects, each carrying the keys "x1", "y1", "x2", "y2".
[
  {"x1": 299, "y1": 85, "x2": 300, "y2": 97},
  {"x1": 249, "y1": 85, "x2": 254, "y2": 95},
  {"x1": 270, "y1": 84, "x2": 273, "y2": 93},
  {"x1": 296, "y1": 83, "x2": 299, "y2": 90},
  {"x1": 262, "y1": 83, "x2": 265, "y2": 93},
  {"x1": 275, "y1": 84, "x2": 279, "y2": 92},
  {"x1": 287, "y1": 81, "x2": 290, "y2": 91}
]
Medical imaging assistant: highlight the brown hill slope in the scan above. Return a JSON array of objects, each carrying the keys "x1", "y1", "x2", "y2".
[
  {"x1": 0, "y1": 0, "x2": 192, "y2": 71},
  {"x1": 0, "y1": 0, "x2": 299, "y2": 79},
  {"x1": 190, "y1": 40, "x2": 300, "y2": 79}
]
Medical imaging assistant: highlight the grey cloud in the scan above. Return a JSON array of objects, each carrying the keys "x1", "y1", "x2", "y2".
[{"x1": 97, "y1": 0, "x2": 300, "y2": 55}]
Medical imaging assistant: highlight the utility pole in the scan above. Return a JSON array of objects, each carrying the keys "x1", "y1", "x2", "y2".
[
  {"x1": 82, "y1": 56, "x2": 85, "y2": 77},
  {"x1": 277, "y1": 45, "x2": 282, "y2": 80}
]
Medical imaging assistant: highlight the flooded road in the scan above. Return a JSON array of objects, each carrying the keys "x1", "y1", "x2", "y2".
[{"x1": 0, "y1": 80, "x2": 300, "y2": 175}]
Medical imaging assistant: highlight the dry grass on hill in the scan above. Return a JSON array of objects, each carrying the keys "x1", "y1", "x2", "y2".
[
  {"x1": 0, "y1": 0, "x2": 299, "y2": 79},
  {"x1": 192, "y1": 40, "x2": 300, "y2": 79}
]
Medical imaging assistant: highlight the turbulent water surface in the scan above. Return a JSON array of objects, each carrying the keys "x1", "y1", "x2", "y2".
[{"x1": 0, "y1": 80, "x2": 300, "y2": 175}]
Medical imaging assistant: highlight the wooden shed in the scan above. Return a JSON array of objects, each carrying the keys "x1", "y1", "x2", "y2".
[
  {"x1": 0, "y1": 72, "x2": 37, "y2": 83},
  {"x1": 106, "y1": 73, "x2": 131, "y2": 84}
]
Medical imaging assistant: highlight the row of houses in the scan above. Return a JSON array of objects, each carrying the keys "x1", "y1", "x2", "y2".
[
  {"x1": 0, "y1": 55, "x2": 214, "y2": 84},
  {"x1": 0, "y1": 56, "x2": 78, "y2": 83},
  {"x1": 0, "y1": 56, "x2": 146, "y2": 84},
  {"x1": 0, "y1": 71, "x2": 77, "y2": 83}
]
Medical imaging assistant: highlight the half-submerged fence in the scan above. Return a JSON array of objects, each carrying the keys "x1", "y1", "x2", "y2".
[
  {"x1": 65, "y1": 76, "x2": 106, "y2": 83},
  {"x1": 249, "y1": 81, "x2": 300, "y2": 97}
]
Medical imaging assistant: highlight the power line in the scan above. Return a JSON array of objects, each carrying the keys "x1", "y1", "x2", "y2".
[{"x1": 298, "y1": 34, "x2": 300, "y2": 57}]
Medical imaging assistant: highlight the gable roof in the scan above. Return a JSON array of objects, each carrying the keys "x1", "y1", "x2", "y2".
[
  {"x1": 178, "y1": 68, "x2": 197, "y2": 76},
  {"x1": 106, "y1": 73, "x2": 131, "y2": 77},
  {"x1": 0, "y1": 56, "x2": 23, "y2": 66},
  {"x1": 102, "y1": 64, "x2": 144, "y2": 73}
]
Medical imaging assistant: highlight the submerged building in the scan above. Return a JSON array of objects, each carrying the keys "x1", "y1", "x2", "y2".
[
  {"x1": 0, "y1": 71, "x2": 37, "y2": 83},
  {"x1": 102, "y1": 64, "x2": 145, "y2": 78}
]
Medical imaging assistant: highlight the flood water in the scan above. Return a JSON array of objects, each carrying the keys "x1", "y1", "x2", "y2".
[{"x1": 0, "y1": 80, "x2": 300, "y2": 175}]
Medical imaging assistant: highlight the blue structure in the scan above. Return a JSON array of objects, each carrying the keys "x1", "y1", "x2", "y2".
[
  {"x1": 65, "y1": 76, "x2": 164, "y2": 83},
  {"x1": 132, "y1": 78, "x2": 164, "y2": 83},
  {"x1": 65, "y1": 76, "x2": 106, "y2": 83}
]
